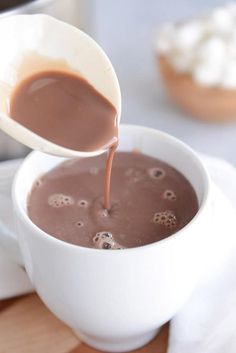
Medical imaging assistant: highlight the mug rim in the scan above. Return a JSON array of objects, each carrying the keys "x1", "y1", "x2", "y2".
[{"x1": 12, "y1": 124, "x2": 211, "y2": 254}]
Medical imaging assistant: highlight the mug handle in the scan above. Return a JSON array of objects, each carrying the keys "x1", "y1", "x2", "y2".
[{"x1": 0, "y1": 159, "x2": 23, "y2": 265}]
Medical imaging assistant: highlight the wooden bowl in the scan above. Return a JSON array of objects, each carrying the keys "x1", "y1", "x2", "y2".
[{"x1": 158, "y1": 55, "x2": 236, "y2": 122}]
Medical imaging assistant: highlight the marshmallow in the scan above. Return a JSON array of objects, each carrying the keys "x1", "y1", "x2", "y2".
[
  {"x1": 155, "y1": 3, "x2": 236, "y2": 88},
  {"x1": 222, "y1": 59, "x2": 236, "y2": 88}
]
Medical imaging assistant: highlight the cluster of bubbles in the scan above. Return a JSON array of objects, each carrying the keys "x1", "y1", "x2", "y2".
[
  {"x1": 48, "y1": 194, "x2": 74, "y2": 208},
  {"x1": 153, "y1": 210, "x2": 177, "y2": 229},
  {"x1": 93, "y1": 231, "x2": 124, "y2": 250},
  {"x1": 148, "y1": 167, "x2": 165, "y2": 180},
  {"x1": 163, "y1": 189, "x2": 177, "y2": 201},
  {"x1": 124, "y1": 166, "x2": 167, "y2": 183}
]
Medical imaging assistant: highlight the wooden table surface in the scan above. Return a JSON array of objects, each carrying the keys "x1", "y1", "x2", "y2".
[{"x1": 0, "y1": 294, "x2": 169, "y2": 353}]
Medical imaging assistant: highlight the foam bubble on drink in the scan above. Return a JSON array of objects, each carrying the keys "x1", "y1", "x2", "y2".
[
  {"x1": 93, "y1": 231, "x2": 124, "y2": 250},
  {"x1": 90, "y1": 167, "x2": 99, "y2": 175},
  {"x1": 93, "y1": 231, "x2": 113, "y2": 249},
  {"x1": 125, "y1": 168, "x2": 144, "y2": 183},
  {"x1": 48, "y1": 194, "x2": 74, "y2": 208},
  {"x1": 98, "y1": 209, "x2": 109, "y2": 218},
  {"x1": 78, "y1": 199, "x2": 88, "y2": 208},
  {"x1": 75, "y1": 221, "x2": 84, "y2": 227},
  {"x1": 35, "y1": 179, "x2": 42, "y2": 187},
  {"x1": 153, "y1": 210, "x2": 177, "y2": 229},
  {"x1": 163, "y1": 189, "x2": 177, "y2": 201},
  {"x1": 148, "y1": 168, "x2": 165, "y2": 179}
]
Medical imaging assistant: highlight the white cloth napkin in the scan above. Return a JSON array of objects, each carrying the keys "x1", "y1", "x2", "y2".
[
  {"x1": 168, "y1": 157, "x2": 236, "y2": 353},
  {"x1": 0, "y1": 244, "x2": 33, "y2": 299},
  {"x1": 0, "y1": 158, "x2": 33, "y2": 299}
]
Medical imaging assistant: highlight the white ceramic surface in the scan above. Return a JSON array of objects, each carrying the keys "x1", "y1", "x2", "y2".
[
  {"x1": 0, "y1": 14, "x2": 121, "y2": 158},
  {"x1": 0, "y1": 245, "x2": 33, "y2": 299},
  {"x1": 0, "y1": 124, "x2": 211, "y2": 352}
]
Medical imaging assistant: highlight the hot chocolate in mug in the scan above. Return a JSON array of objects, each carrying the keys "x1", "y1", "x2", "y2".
[{"x1": 0, "y1": 124, "x2": 212, "y2": 352}]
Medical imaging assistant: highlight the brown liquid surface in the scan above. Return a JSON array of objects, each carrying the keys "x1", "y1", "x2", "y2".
[
  {"x1": 9, "y1": 70, "x2": 118, "y2": 152},
  {"x1": 10, "y1": 69, "x2": 118, "y2": 209},
  {"x1": 27, "y1": 151, "x2": 198, "y2": 249}
]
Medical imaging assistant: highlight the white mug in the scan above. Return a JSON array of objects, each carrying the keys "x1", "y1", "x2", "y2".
[{"x1": 0, "y1": 124, "x2": 212, "y2": 352}]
